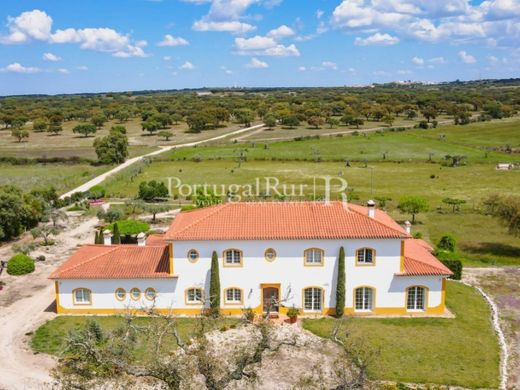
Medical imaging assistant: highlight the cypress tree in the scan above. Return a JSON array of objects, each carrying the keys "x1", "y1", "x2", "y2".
[
  {"x1": 209, "y1": 250, "x2": 220, "y2": 317},
  {"x1": 112, "y1": 223, "x2": 121, "y2": 244},
  {"x1": 95, "y1": 228, "x2": 103, "y2": 244},
  {"x1": 94, "y1": 230, "x2": 99, "y2": 244},
  {"x1": 335, "y1": 246, "x2": 346, "y2": 318}
]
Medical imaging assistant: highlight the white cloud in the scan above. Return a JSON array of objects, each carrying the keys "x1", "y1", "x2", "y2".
[
  {"x1": 57, "y1": 68, "x2": 69, "y2": 74},
  {"x1": 267, "y1": 25, "x2": 295, "y2": 39},
  {"x1": 331, "y1": 0, "x2": 520, "y2": 48},
  {"x1": 163, "y1": 56, "x2": 172, "y2": 61},
  {"x1": 235, "y1": 35, "x2": 277, "y2": 50},
  {"x1": 428, "y1": 56, "x2": 446, "y2": 64},
  {"x1": 76, "y1": 65, "x2": 88, "y2": 71},
  {"x1": 316, "y1": 9, "x2": 324, "y2": 19},
  {"x1": 192, "y1": 0, "x2": 261, "y2": 33},
  {"x1": 246, "y1": 57, "x2": 268, "y2": 68},
  {"x1": 298, "y1": 66, "x2": 306, "y2": 71},
  {"x1": 458, "y1": 50, "x2": 476, "y2": 64},
  {"x1": 157, "y1": 34, "x2": 189, "y2": 46},
  {"x1": 263, "y1": 43, "x2": 300, "y2": 56},
  {"x1": 354, "y1": 32, "x2": 399, "y2": 46},
  {"x1": 1, "y1": 62, "x2": 41, "y2": 73},
  {"x1": 180, "y1": 61, "x2": 194, "y2": 70},
  {"x1": 0, "y1": 9, "x2": 148, "y2": 57},
  {"x1": 322, "y1": 61, "x2": 338, "y2": 70},
  {"x1": 412, "y1": 56, "x2": 425, "y2": 65},
  {"x1": 42, "y1": 52, "x2": 61, "y2": 61},
  {"x1": 220, "y1": 65, "x2": 233, "y2": 74}
]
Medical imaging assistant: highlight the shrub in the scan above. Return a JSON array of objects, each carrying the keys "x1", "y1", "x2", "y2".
[
  {"x1": 438, "y1": 234, "x2": 456, "y2": 252},
  {"x1": 107, "y1": 220, "x2": 150, "y2": 236},
  {"x1": 441, "y1": 259, "x2": 463, "y2": 280},
  {"x1": 242, "y1": 307, "x2": 255, "y2": 322},
  {"x1": 287, "y1": 306, "x2": 300, "y2": 318},
  {"x1": 7, "y1": 253, "x2": 35, "y2": 275},
  {"x1": 88, "y1": 185, "x2": 106, "y2": 200}
]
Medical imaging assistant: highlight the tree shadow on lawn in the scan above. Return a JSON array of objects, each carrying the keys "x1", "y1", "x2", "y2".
[{"x1": 460, "y1": 242, "x2": 520, "y2": 258}]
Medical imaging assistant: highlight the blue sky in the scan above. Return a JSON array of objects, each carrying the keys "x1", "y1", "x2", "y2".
[{"x1": 0, "y1": 0, "x2": 519, "y2": 95}]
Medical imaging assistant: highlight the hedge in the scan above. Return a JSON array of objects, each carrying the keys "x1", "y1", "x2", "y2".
[
  {"x1": 441, "y1": 259, "x2": 463, "y2": 280},
  {"x1": 7, "y1": 253, "x2": 35, "y2": 276}
]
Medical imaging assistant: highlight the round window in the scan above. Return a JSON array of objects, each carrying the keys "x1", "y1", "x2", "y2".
[
  {"x1": 187, "y1": 249, "x2": 199, "y2": 262},
  {"x1": 264, "y1": 248, "x2": 277, "y2": 262},
  {"x1": 115, "y1": 288, "x2": 126, "y2": 301},
  {"x1": 145, "y1": 288, "x2": 157, "y2": 301},
  {"x1": 130, "y1": 288, "x2": 141, "y2": 300}
]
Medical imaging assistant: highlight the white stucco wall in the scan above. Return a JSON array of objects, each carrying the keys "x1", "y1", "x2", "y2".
[
  {"x1": 57, "y1": 239, "x2": 445, "y2": 313},
  {"x1": 58, "y1": 278, "x2": 178, "y2": 310}
]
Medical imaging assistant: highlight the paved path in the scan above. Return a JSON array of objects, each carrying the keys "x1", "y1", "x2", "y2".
[{"x1": 60, "y1": 123, "x2": 265, "y2": 199}]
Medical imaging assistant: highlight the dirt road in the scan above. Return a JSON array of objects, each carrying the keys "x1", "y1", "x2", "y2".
[
  {"x1": 0, "y1": 216, "x2": 99, "y2": 390},
  {"x1": 60, "y1": 123, "x2": 265, "y2": 199}
]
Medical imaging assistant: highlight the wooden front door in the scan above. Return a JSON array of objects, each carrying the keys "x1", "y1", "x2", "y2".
[{"x1": 263, "y1": 287, "x2": 279, "y2": 313}]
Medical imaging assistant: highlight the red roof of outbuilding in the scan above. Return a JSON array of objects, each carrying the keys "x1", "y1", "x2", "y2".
[
  {"x1": 399, "y1": 239, "x2": 453, "y2": 276},
  {"x1": 49, "y1": 244, "x2": 173, "y2": 279},
  {"x1": 165, "y1": 201, "x2": 409, "y2": 240}
]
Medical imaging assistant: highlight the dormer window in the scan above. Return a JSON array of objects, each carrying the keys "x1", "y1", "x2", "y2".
[{"x1": 356, "y1": 248, "x2": 375, "y2": 265}]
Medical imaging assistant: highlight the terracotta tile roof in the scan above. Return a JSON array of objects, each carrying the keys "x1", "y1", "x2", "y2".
[
  {"x1": 165, "y1": 201, "x2": 409, "y2": 240},
  {"x1": 146, "y1": 234, "x2": 167, "y2": 246},
  {"x1": 397, "y1": 239, "x2": 453, "y2": 276},
  {"x1": 49, "y1": 244, "x2": 173, "y2": 279}
]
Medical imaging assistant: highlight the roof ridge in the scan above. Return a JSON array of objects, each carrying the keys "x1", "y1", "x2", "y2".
[
  {"x1": 52, "y1": 245, "x2": 120, "y2": 277},
  {"x1": 170, "y1": 203, "x2": 229, "y2": 237},
  {"x1": 348, "y1": 204, "x2": 408, "y2": 237}
]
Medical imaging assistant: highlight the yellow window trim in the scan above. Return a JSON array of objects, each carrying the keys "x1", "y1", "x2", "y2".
[
  {"x1": 355, "y1": 247, "x2": 376, "y2": 267},
  {"x1": 264, "y1": 248, "x2": 277, "y2": 262},
  {"x1": 187, "y1": 249, "x2": 200, "y2": 263},
  {"x1": 405, "y1": 285, "x2": 429, "y2": 311},
  {"x1": 115, "y1": 288, "x2": 126, "y2": 301},
  {"x1": 353, "y1": 285, "x2": 376, "y2": 312},
  {"x1": 72, "y1": 288, "x2": 92, "y2": 306},
  {"x1": 144, "y1": 287, "x2": 157, "y2": 301},
  {"x1": 130, "y1": 287, "x2": 142, "y2": 301},
  {"x1": 303, "y1": 248, "x2": 325, "y2": 267},
  {"x1": 301, "y1": 286, "x2": 325, "y2": 313},
  {"x1": 185, "y1": 287, "x2": 204, "y2": 305},
  {"x1": 223, "y1": 287, "x2": 244, "y2": 305},
  {"x1": 222, "y1": 248, "x2": 243, "y2": 268}
]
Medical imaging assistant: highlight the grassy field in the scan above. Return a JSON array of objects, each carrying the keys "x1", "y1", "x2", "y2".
[
  {"x1": 31, "y1": 316, "x2": 239, "y2": 359},
  {"x1": 0, "y1": 163, "x2": 109, "y2": 194},
  {"x1": 160, "y1": 117, "x2": 520, "y2": 164},
  {"x1": 103, "y1": 159, "x2": 520, "y2": 266},
  {"x1": 0, "y1": 118, "x2": 258, "y2": 159},
  {"x1": 303, "y1": 281, "x2": 500, "y2": 388}
]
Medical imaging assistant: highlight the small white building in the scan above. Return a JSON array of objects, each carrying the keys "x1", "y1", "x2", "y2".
[{"x1": 51, "y1": 201, "x2": 452, "y2": 317}]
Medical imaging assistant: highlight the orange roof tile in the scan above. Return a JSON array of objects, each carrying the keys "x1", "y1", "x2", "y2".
[
  {"x1": 49, "y1": 244, "x2": 173, "y2": 279},
  {"x1": 398, "y1": 239, "x2": 453, "y2": 276},
  {"x1": 146, "y1": 234, "x2": 167, "y2": 246},
  {"x1": 165, "y1": 201, "x2": 409, "y2": 240}
]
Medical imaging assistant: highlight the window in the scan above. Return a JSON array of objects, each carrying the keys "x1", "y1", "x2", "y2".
[
  {"x1": 264, "y1": 248, "x2": 277, "y2": 262},
  {"x1": 130, "y1": 288, "x2": 141, "y2": 301},
  {"x1": 225, "y1": 288, "x2": 242, "y2": 304},
  {"x1": 304, "y1": 248, "x2": 324, "y2": 266},
  {"x1": 187, "y1": 249, "x2": 199, "y2": 263},
  {"x1": 115, "y1": 288, "x2": 126, "y2": 301},
  {"x1": 223, "y1": 249, "x2": 242, "y2": 266},
  {"x1": 73, "y1": 288, "x2": 91, "y2": 305},
  {"x1": 356, "y1": 248, "x2": 375, "y2": 265},
  {"x1": 186, "y1": 288, "x2": 203, "y2": 304},
  {"x1": 355, "y1": 287, "x2": 374, "y2": 311},
  {"x1": 144, "y1": 288, "x2": 157, "y2": 301},
  {"x1": 303, "y1": 287, "x2": 323, "y2": 312},
  {"x1": 407, "y1": 286, "x2": 426, "y2": 311}
]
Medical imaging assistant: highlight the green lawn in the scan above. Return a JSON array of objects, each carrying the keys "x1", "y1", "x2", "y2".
[
  {"x1": 303, "y1": 281, "x2": 500, "y2": 389},
  {"x1": 31, "y1": 316, "x2": 239, "y2": 359},
  {"x1": 0, "y1": 163, "x2": 109, "y2": 194}
]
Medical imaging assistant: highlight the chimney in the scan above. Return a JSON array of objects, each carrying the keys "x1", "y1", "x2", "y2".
[
  {"x1": 404, "y1": 221, "x2": 412, "y2": 234},
  {"x1": 137, "y1": 232, "x2": 146, "y2": 247},
  {"x1": 103, "y1": 230, "x2": 112, "y2": 246},
  {"x1": 367, "y1": 200, "x2": 375, "y2": 219}
]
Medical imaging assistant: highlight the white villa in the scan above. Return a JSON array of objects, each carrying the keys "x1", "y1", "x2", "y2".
[{"x1": 51, "y1": 201, "x2": 453, "y2": 317}]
